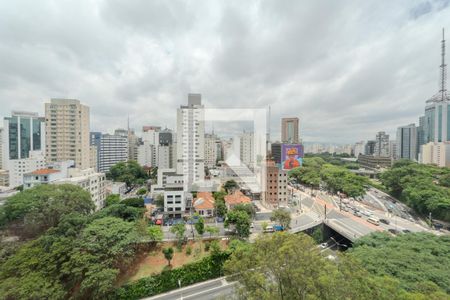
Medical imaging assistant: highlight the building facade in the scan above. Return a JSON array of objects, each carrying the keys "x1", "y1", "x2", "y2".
[
  {"x1": 374, "y1": 131, "x2": 390, "y2": 157},
  {"x1": 98, "y1": 133, "x2": 129, "y2": 173},
  {"x1": 45, "y1": 99, "x2": 90, "y2": 169},
  {"x1": 239, "y1": 131, "x2": 254, "y2": 168},
  {"x1": 396, "y1": 124, "x2": 418, "y2": 161},
  {"x1": 281, "y1": 117, "x2": 299, "y2": 144},
  {"x1": 176, "y1": 94, "x2": 205, "y2": 191},
  {"x1": 2, "y1": 111, "x2": 46, "y2": 187}
]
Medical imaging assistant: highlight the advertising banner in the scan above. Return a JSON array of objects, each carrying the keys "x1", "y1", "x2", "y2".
[{"x1": 281, "y1": 144, "x2": 304, "y2": 170}]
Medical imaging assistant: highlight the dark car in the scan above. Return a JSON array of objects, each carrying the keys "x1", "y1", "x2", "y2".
[
  {"x1": 433, "y1": 222, "x2": 444, "y2": 230},
  {"x1": 402, "y1": 229, "x2": 411, "y2": 233},
  {"x1": 379, "y1": 219, "x2": 390, "y2": 225},
  {"x1": 388, "y1": 228, "x2": 399, "y2": 235}
]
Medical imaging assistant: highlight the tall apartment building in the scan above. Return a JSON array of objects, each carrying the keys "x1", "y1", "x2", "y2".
[
  {"x1": 158, "y1": 128, "x2": 175, "y2": 169},
  {"x1": 365, "y1": 140, "x2": 376, "y2": 155},
  {"x1": 396, "y1": 124, "x2": 418, "y2": 161},
  {"x1": 97, "y1": 133, "x2": 128, "y2": 173},
  {"x1": 205, "y1": 133, "x2": 218, "y2": 169},
  {"x1": 45, "y1": 99, "x2": 90, "y2": 169},
  {"x1": 176, "y1": 94, "x2": 205, "y2": 191},
  {"x1": 239, "y1": 131, "x2": 254, "y2": 168},
  {"x1": 281, "y1": 117, "x2": 299, "y2": 144},
  {"x1": 389, "y1": 141, "x2": 398, "y2": 161},
  {"x1": 374, "y1": 131, "x2": 390, "y2": 157},
  {"x1": 420, "y1": 142, "x2": 450, "y2": 167},
  {"x1": 2, "y1": 111, "x2": 46, "y2": 187}
]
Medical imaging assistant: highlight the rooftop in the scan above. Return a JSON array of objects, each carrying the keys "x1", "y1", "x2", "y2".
[
  {"x1": 194, "y1": 192, "x2": 215, "y2": 210},
  {"x1": 224, "y1": 190, "x2": 251, "y2": 206},
  {"x1": 28, "y1": 169, "x2": 60, "y2": 175}
]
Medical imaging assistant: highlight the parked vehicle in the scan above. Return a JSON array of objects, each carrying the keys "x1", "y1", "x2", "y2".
[
  {"x1": 264, "y1": 225, "x2": 275, "y2": 233},
  {"x1": 353, "y1": 211, "x2": 362, "y2": 217},
  {"x1": 402, "y1": 229, "x2": 411, "y2": 233},
  {"x1": 388, "y1": 228, "x2": 399, "y2": 235},
  {"x1": 367, "y1": 217, "x2": 380, "y2": 226},
  {"x1": 433, "y1": 222, "x2": 444, "y2": 230},
  {"x1": 273, "y1": 225, "x2": 284, "y2": 231},
  {"x1": 379, "y1": 219, "x2": 390, "y2": 225}
]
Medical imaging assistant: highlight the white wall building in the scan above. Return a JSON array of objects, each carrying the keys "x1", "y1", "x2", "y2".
[
  {"x1": 204, "y1": 133, "x2": 218, "y2": 169},
  {"x1": 98, "y1": 134, "x2": 128, "y2": 173},
  {"x1": 53, "y1": 168, "x2": 106, "y2": 210},
  {"x1": 353, "y1": 141, "x2": 365, "y2": 157},
  {"x1": 239, "y1": 131, "x2": 254, "y2": 168},
  {"x1": 176, "y1": 94, "x2": 205, "y2": 190},
  {"x1": 137, "y1": 142, "x2": 156, "y2": 167}
]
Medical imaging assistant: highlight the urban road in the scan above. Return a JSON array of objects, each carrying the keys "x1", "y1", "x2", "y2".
[{"x1": 151, "y1": 185, "x2": 442, "y2": 299}]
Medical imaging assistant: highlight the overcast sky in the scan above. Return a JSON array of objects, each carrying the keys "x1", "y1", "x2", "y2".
[{"x1": 0, "y1": 0, "x2": 449, "y2": 143}]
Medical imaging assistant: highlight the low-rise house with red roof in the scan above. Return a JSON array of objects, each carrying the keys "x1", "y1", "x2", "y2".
[
  {"x1": 224, "y1": 190, "x2": 251, "y2": 210},
  {"x1": 193, "y1": 192, "x2": 215, "y2": 217}
]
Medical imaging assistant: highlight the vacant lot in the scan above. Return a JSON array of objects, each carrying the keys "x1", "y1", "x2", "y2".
[{"x1": 122, "y1": 239, "x2": 229, "y2": 283}]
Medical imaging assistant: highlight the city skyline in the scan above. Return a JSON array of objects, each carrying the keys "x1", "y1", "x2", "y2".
[{"x1": 0, "y1": 1, "x2": 449, "y2": 143}]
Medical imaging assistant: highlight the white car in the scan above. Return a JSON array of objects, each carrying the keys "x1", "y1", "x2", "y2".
[{"x1": 320, "y1": 243, "x2": 328, "y2": 249}]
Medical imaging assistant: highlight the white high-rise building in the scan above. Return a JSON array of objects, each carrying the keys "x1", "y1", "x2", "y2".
[
  {"x1": 353, "y1": 141, "x2": 365, "y2": 157},
  {"x1": 389, "y1": 141, "x2": 398, "y2": 161},
  {"x1": 138, "y1": 142, "x2": 156, "y2": 167},
  {"x1": 204, "y1": 133, "x2": 218, "y2": 169},
  {"x1": 98, "y1": 133, "x2": 128, "y2": 173},
  {"x1": 2, "y1": 111, "x2": 46, "y2": 187},
  {"x1": 396, "y1": 124, "x2": 417, "y2": 161},
  {"x1": 374, "y1": 131, "x2": 390, "y2": 157},
  {"x1": 240, "y1": 131, "x2": 254, "y2": 168},
  {"x1": 176, "y1": 94, "x2": 205, "y2": 190},
  {"x1": 45, "y1": 99, "x2": 90, "y2": 169}
]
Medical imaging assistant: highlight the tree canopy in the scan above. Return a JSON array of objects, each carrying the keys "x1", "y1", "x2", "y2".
[
  {"x1": 224, "y1": 232, "x2": 446, "y2": 300},
  {"x1": 289, "y1": 157, "x2": 369, "y2": 197},
  {"x1": 270, "y1": 208, "x2": 291, "y2": 229},
  {"x1": 350, "y1": 232, "x2": 450, "y2": 294},
  {"x1": 380, "y1": 160, "x2": 450, "y2": 221},
  {"x1": 225, "y1": 210, "x2": 251, "y2": 239},
  {"x1": 0, "y1": 184, "x2": 94, "y2": 238},
  {"x1": 107, "y1": 160, "x2": 149, "y2": 187}
]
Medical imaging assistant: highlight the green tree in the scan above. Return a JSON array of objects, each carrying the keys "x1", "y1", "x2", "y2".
[
  {"x1": 270, "y1": 208, "x2": 291, "y2": 229},
  {"x1": 310, "y1": 226, "x2": 323, "y2": 243},
  {"x1": 105, "y1": 194, "x2": 120, "y2": 207},
  {"x1": 225, "y1": 210, "x2": 251, "y2": 239},
  {"x1": 136, "y1": 188, "x2": 147, "y2": 196},
  {"x1": 350, "y1": 232, "x2": 450, "y2": 293},
  {"x1": 233, "y1": 203, "x2": 255, "y2": 218},
  {"x1": 170, "y1": 223, "x2": 186, "y2": 247},
  {"x1": 223, "y1": 180, "x2": 238, "y2": 193},
  {"x1": 205, "y1": 225, "x2": 219, "y2": 238},
  {"x1": 213, "y1": 191, "x2": 228, "y2": 218},
  {"x1": 0, "y1": 184, "x2": 94, "y2": 237},
  {"x1": 162, "y1": 247, "x2": 174, "y2": 266},
  {"x1": 154, "y1": 194, "x2": 164, "y2": 208},
  {"x1": 107, "y1": 160, "x2": 149, "y2": 188},
  {"x1": 147, "y1": 225, "x2": 163, "y2": 242},
  {"x1": 194, "y1": 216, "x2": 205, "y2": 236},
  {"x1": 121, "y1": 197, "x2": 145, "y2": 207}
]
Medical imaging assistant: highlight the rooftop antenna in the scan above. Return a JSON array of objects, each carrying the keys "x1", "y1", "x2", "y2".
[{"x1": 440, "y1": 27, "x2": 447, "y2": 101}]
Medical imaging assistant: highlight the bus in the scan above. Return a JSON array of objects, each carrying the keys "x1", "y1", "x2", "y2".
[{"x1": 367, "y1": 217, "x2": 380, "y2": 226}]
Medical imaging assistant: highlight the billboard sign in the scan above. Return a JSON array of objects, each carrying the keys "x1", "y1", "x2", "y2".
[{"x1": 281, "y1": 144, "x2": 304, "y2": 170}]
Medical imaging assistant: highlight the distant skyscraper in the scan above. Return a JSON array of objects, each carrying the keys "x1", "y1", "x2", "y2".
[
  {"x1": 204, "y1": 133, "x2": 218, "y2": 169},
  {"x1": 365, "y1": 140, "x2": 376, "y2": 155},
  {"x1": 240, "y1": 131, "x2": 254, "y2": 168},
  {"x1": 176, "y1": 94, "x2": 205, "y2": 190},
  {"x1": 2, "y1": 111, "x2": 46, "y2": 187},
  {"x1": 396, "y1": 124, "x2": 417, "y2": 161},
  {"x1": 45, "y1": 99, "x2": 90, "y2": 169},
  {"x1": 423, "y1": 29, "x2": 449, "y2": 144},
  {"x1": 353, "y1": 141, "x2": 365, "y2": 157},
  {"x1": 281, "y1": 117, "x2": 299, "y2": 144},
  {"x1": 374, "y1": 131, "x2": 390, "y2": 157}
]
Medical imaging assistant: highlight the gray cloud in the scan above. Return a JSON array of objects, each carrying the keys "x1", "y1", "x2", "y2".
[{"x1": 0, "y1": 0, "x2": 449, "y2": 143}]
